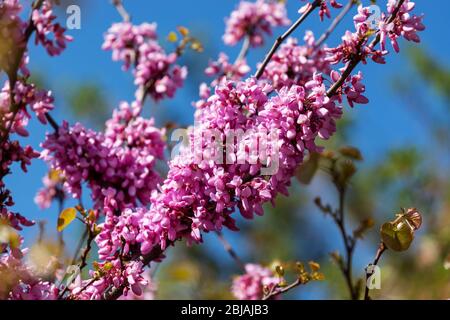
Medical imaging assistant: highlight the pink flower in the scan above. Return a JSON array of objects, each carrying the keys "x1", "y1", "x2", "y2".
[
  {"x1": 103, "y1": 22, "x2": 187, "y2": 102},
  {"x1": 299, "y1": 0, "x2": 343, "y2": 21},
  {"x1": 205, "y1": 53, "x2": 250, "y2": 86},
  {"x1": 232, "y1": 264, "x2": 280, "y2": 300},
  {"x1": 32, "y1": 1, "x2": 73, "y2": 56},
  {"x1": 224, "y1": 0, "x2": 290, "y2": 47},
  {"x1": 262, "y1": 33, "x2": 331, "y2": 90}
]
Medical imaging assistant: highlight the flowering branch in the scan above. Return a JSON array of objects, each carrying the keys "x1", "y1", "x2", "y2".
[
  {"x1": 327, "y1": 0, "x2": 407, "y2": 97},
  {"x1": 103, "y1": 245, "x2": 165, "y2": 300},
  {"x1": 254, "y1": 0, "x2": 322, "y2": 79}
]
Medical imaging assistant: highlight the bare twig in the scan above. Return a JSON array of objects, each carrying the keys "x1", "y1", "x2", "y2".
[
  {"x1": 364, "y1": 242, "x2": 386, "y2": 300},
  {"x1": 79, "y1": 228, "x2": 95, "y2": 271},
  {"x1": 235, "y1": 35, "x2": 251, "y2": 63},
  {"x1": 215, "y1": 231, "x2": 245, "y2": 270},
  {"x1": 255, "y1": 0, "x2": 322, "y2": 79},
  {"x1": 112, "y1": 0, "x2": 131, "y2": 22},
  {"x1": 315, "y1": 0, "x2": 356, "y2": 49},
  {"x1": 262, "y1": 278, "x2": 302, "y2": 300}
]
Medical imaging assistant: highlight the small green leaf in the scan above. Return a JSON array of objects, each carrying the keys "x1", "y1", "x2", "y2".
[
  {"x1": 57, "y1": 207, "x2": 77, "y2": 232},
  {"x1": 380, "y1": 221, "x2": 414, "y2": 252}
]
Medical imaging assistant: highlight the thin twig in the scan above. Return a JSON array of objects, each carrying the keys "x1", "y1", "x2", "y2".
[
  {"x1": 235, "y1": 35, "x2": 250, "y2": 63},
  {"x1": 215, "y1": 231, "x2": 245, "y2": 270},
  {"x1": 335, "y1": 186, "x2": 358, "y2": 300},
  {"x1": 112, "y1": 0, "x2": 131, "y2": 22},
  {"x1": 70, "y1": 228, "x2": 88, "y2": 266},
  {"x1": 254, "y1": 0, "x2": 322, "y2": 79},
  {"x1": 315, "y1": 0, "x2": 356, "y2": 49},
  {"x1": 364, "y1": 242, "x2": 386, "y2": 300},
  {"x1": 262, "y1": 278, "x2": 302, "y2": 300},
  {"x1": 45, "y1": 113, "x2": 59, "y2": 131}
]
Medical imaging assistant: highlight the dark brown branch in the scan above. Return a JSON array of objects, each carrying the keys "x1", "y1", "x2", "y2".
[
  {"x1": 254, "y1": 0, "x2": 322, "y2": 79},
  {"x1": 364, "y1": 242, "x2": 386, "y2": 300}
]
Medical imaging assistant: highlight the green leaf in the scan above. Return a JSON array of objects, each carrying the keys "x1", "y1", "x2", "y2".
[
  {"x1": 296, "y1": 152, "x2": 320, "y2": 184},
  {"x1": 57, "y1": 207, "x2": 77, "y2": 232},
  {"x1": 380, "y1": 221, "x2": 414, "y2": 252}
]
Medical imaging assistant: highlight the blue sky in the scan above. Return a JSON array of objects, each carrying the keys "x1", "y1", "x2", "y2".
[{"x1": 4, "y1": 0, "x2": 449, "y2": 298}]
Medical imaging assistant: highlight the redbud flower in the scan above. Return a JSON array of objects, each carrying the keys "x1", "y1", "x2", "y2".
[
  {"x1": 224, "y1": 0, "x2": 290, "y2": 47},
  {"x1": 232, "y1": 264, "x2": 280, "y2": 300}
]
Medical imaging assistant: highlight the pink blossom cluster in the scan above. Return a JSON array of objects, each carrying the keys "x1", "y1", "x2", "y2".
[
  {"x1": 32, "y1": 1, "x2": 73, "y2": 56},
  {"x1": 0, "y1": 249, "x2": 59, "y2": 300},
  {"x1": 205, "y1": 53, "x2": 250, "y2": 86},
  {"x1": 102, "y1": 22, "x2": 187, "y2": 102},
  {"x1": 118, "y1": 272, "x2": 156, "y2": 300},
  {"x1": 326, "y1": 1, "x2": 425, "y2": 65},
  {"x1": 109, "y1": 76, "x2": 343, "y2": 261},
  {"x1": 0, "y1": 140, "x2": 37, "y2": 239},
  {"x1": 223, "y1": 0, "x2": 290, "y2": 47},
  {"x1": 34, "y1": 170, "x2": 65, "y2": 210},
  {"x1": 0, "y1": 79, "x2": 55, "y2": 137},
  {"x1": 231, "y1": 264, "x2": 279, "y2": 300},
  {"x1": 69, "y1": 260, "x2": 147, "y2": 299},
  {"x1": 41, "y1": 102, "x2": 165, "y2": 214},
  {"x1": 261, "y1": 32, "x2": 331, "y2": 90}
]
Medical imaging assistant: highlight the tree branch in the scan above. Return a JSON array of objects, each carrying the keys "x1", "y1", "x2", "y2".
[
  {"x1": 364, "y1": 242, "x2": 386, "y2": 300},
  {"x1": 315, "y1": 0, "x2": 356, "y2": 49},
  {"x1": 112, "y1": 0, "x2": 131, "y2": 22},
  {"x1": 326, "y1": 0, "x2": 406, "y2": 98},
  {"x1": 215, "y1": 231, "x2": 245, "y2": 270},
  {"x1": 254, "y1": 0, "x2": 322, "y2": 79}
]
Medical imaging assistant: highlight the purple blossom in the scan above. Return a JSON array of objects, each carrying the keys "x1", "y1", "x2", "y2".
[
  {"x1": 232, "y1": 264, "x2": 279, "y2": 300},
  {"x1": 223, "y1": 0, "x2": 290, "y2": 47}
]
